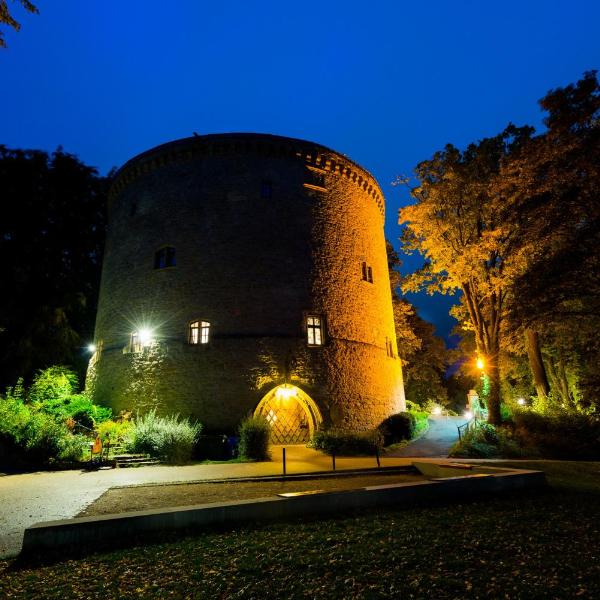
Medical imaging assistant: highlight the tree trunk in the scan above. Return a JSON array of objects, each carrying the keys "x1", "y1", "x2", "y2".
[
  {"x1": 525, "y1": 329, "x2": 550, "y2": 400},
  {"x1": 487, "y1": 357, "x2": 502, "y2": 425}
]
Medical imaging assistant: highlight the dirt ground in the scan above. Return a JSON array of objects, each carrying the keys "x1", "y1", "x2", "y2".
[{"x1": 78, "y1": 472, "x2": 425, "y2": 517}]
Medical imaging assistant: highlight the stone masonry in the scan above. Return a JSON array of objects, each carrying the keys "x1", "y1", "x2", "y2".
[{"x1": 87, "y1": 133, "x2": 406, "y2": 434}]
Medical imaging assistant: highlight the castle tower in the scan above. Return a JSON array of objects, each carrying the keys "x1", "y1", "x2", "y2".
[{"x1": 87, "y1": 133, "x2": 405, "y2": 440}]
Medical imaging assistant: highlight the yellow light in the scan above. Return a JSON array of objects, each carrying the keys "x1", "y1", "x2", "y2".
[
  {"x1": 476, "y1": 357, "x2": 485, "y2": 370},
  {"x1": 87, "y1": 344, "x2": 96, "y2": 353},
  {"x1": 517, "y1": 397, "x2": 526, "y2": 406},
  {"x1": 275, "y1": 385, "x2": 297, "y2": 401},
  {"x1": 431, "y1": 406, "x2": 442, "y2": 416},
  {"x1": 464, "y1": 410, "x2": 473, "y2": 419}
]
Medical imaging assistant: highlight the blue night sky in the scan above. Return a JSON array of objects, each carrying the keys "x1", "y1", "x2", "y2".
[{"x1": 2, "y1": 0, "x2": 599, "y2": 341}]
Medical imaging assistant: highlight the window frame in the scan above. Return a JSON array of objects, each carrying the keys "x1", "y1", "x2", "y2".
[
  {"x1": 306, "y1": 314, "x2": 324, "y2": 347},
  {"x1": 188, "y1": 320, "x2": 211, "y2": 345}
]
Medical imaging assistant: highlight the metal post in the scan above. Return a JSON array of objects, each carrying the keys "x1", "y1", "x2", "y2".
[
  {"x1": 282, "y1": 447, "x2": 286, "y2": 477},
  {"x1": 332, "y1": 450, "x2": 336, "y2": 471},
  {"x1": 375, "y1": 447, "x2": 380, "y2": 468}
]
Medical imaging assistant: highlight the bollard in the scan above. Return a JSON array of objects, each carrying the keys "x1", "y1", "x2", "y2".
[
  {"x1": 375, "y1": 447, "x2": 380, "y2": 468},
  {"x1": 282, "y1": 447, "x2": 286, "y2": 476},
  {"x1": 332, "y1": 450, "x2": 336, "y2": 471}
]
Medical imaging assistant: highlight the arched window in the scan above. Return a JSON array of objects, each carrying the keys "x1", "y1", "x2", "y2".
[
  {"x1": 189, "y1": 320, "x2": 210, "y2": 344},
  {"x1": 154, "y1": 246, "x2": 176, "y2": 269}
]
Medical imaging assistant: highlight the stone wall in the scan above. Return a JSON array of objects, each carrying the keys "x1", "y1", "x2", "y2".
[{"x1": 88, "y1": 133, "x2": 405, "y2": 433}]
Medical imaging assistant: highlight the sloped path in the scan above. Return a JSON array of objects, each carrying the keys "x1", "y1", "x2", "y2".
[{"x1": 386, "y1": 416, "x2": 465, "y2": 458}]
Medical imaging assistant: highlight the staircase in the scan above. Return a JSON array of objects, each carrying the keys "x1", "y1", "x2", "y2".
[{"x1": 112, "y1": 453, "x2": 161, "y2": 468}]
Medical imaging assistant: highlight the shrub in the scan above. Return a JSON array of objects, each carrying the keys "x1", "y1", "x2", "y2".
[
  {"x1": 96, "y1": 419, "x2": 133, "y2": 445},
  {"x1": 237, "y1": 416, "x2": 270, "y2": 461},
  {"x1": 126, "y1": 410, "x2": 201, "y2": 464},
  {"x1": 512, "y1": 409, "x2": 600, "y2": 459},
  {"x1": 310, "y1": 429, "x2": 383, "y2": 456},
  {"x1": 378, "y1": 410, "x2": 429, "y2": 446},
  {"x1": 39, "y1": 393, "x2": 112, "y2": 429},
  {"x1": 0, "y1": 395, "x2": 86, "y2": 467},
  {"x1": 29, "y1": 366, "x2": 78, "y2": 404},
  {"x1": 449, "y1": 423, "x2": 522, "y2": 459}
]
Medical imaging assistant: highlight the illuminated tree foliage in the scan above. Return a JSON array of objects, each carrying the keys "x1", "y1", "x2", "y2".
[
  {"x1": 0, "y1": 147, "x2": 108, "y2": 390},
  {"x1": 493, "y1": 71, "x2": 600, "y2": 411},
  {"x1": 0, "y1": 0, "x2": 37, "y2": 48},
  {"x1": 399, "y1": 127, "x2": 532, "y2": 423},
  {"x1": 400, "y1": 72, "x2": 600, "y2": 418}
]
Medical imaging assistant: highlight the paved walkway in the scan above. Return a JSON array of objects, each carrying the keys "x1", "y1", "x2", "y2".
[
  {"x1": 386, "y1": 416, "x2": 465, "y2": 458},
  {"x1": 0, "y1": 446, "x2": 420, "y2": 558},
  {"x1": 0, "y1": 424, "x2": 466, "y2": 559}
]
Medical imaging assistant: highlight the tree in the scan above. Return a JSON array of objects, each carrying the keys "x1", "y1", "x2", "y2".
[
  {"x1": 399, "y1": 126, "x2": 533, "y2": 424},
  {"x1": 0, "y1": 0, "x2": 38, "y2": 48},
  {"x1": 0, "y1": 146, "x2": 108, "y2": 390},
  {"x1": 493, "y1": 71, "x2": 600, "y2": 411}
]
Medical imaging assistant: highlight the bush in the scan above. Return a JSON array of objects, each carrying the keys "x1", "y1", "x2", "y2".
[
  {"x1": 449, "y1": 423, "x2": 522, "y2": 459},
  {"x1": 512, "y1": 409, "x2": 600, "y2": 459},
  {"x1": 238, "y1": 416, "x2": 270, "y2": 461},
  {"x1": 310, "y1": 429, "x2": 383, "y2": 456},
  {"x1": 126, "y1": 410, "x2": 201, "y2": 464},
  {"x1": 378, "y1": 410, "x2": 429, "y2": 446},
  {"x1": 96, "y1": 419, "x2": 133, "y2": 445},
  {"x1": 38, "y1": 393, "x2": 112, "y2": 429},
  {"x1": 29, "y1": 366, "x2": 79, "y2": 403},
  {"x1": 0, "y1": 395, "x2": 86, "y2": 467}
]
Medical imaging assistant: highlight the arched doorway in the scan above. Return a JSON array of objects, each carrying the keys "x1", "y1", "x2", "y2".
[{"x1": 254, "y1": 384, "x2": 322, "y2": 444}]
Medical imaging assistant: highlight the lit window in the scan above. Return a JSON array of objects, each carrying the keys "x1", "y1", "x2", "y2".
[
  {"x1": 130, "y1": 331, "x2": 141, "y2": 353},
  {"x1": 154, "y1": 246, "x2": 176, "y2": 269},
  {"x1": 362, "y1": 262, "x2": 373, "y2": 283},
  {"x1": 130, "y1": 329, "x2": 153, "y2": 352},
  {"x1": 189, "y1": 320, "x2": 210, "y2": 344},
  {"x1": 307, "y1": 315, "x2": 323, "y2": 346},
  {"x1": 261, "y1": 181, "x2": 272, "y2": 199}
]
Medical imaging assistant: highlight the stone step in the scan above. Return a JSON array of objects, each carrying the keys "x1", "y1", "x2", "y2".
[{"x1": 116, "y1": 459, "x2": 161, "y2": 468}]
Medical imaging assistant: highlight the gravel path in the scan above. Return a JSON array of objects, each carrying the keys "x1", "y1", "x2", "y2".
[{"x1": 78, "y1": 472, "x2": 425, "y2": 517}]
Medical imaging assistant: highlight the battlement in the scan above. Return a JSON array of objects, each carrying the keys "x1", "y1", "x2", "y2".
[{"x1": 109, "y1": 133, "x2": 385, "y2": 220}]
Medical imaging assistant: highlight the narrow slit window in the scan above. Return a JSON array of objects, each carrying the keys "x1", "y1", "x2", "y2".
[
  {"x1": 154, "y1": 246, "x2": 176, "y2": 269},
  {"x1": 307, "y1": 315, "x2": 323, "y2": 346},
  {"x1": 368, "y1": 266, "x2": 373, "y2": 283},
  {"x1": 362, "y1": 262, "x2": 373, "y2": 283},
  {"x1": 362, "y1": 261, "x2": 368, "y2": 281}
]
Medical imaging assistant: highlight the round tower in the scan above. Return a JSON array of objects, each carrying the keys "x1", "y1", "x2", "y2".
[{"x1": 87, "y1": 133, "x2": 405, "y2": 440}]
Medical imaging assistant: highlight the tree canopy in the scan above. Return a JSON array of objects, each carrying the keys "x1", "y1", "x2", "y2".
[
  {"x1": 0, "y1": 0, "x2": 37, "y2": 48},
  {"x1": 0, "y1": 146, "x2": 108, "y2": 389},
  {"x1": 399, "y1": 71, "x2": 600, "y2": 418}
]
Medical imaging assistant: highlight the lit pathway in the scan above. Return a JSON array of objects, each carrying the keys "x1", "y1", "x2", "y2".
[
  {"x1": 0, "y1": 446, "x2": 422, "y2": 558},
  {"x1": 385, "y1": 416, "x2": 465, "y2": 458}
]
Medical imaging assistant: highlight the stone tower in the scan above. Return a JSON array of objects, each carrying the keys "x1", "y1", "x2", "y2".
[{"x1": 87, "y1": 133, "x2": 405, "y2": 441}]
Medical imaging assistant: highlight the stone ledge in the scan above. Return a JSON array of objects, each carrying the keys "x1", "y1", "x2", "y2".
[{"x1": 20, "y1": 465, "x2": 545, "y2": 559}]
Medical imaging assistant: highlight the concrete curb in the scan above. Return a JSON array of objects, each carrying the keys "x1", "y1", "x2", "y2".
[{"x1": 21, "y1": 467, "x2": 545, "y2": 558}]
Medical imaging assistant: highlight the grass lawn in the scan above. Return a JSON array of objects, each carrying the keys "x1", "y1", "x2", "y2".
[{"x1": 1, "y1": 461, "x2": 599, "y2": 598}]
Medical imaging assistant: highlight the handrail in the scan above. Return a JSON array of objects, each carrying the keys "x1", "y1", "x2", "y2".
[{"x1": 457, "y1": 417, "x2": 484, "y2": 442}]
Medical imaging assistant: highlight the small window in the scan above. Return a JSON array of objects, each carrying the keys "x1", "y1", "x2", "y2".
[
  {"x1": 361, "y1": 262, "x2": 373, "y2": 283},
  {"x1": 130, "y1": 331, "x2": 141, "y2": 353},
  {"x1": 189, "y1": 320, "x2": 210, "y2": 344},
  {"x1": 307, "y1": 315, "x2": 323, "y2": 346},
  {"x1": 154, "y1": 246, "x2": 176, "y2": 269},
  {"x1": 261, "y1": 181, "x2": 272, "y2": 199},
  {"x1": 386, "y1": 337, "x2": 394, "y2": 358}
]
